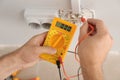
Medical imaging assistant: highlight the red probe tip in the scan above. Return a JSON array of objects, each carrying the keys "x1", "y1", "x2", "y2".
[{"x1": 81, "y1": 17, "x2": 86, "y2": 22}]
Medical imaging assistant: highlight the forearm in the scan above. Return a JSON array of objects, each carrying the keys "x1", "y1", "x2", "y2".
[
  {"x1": 0, "y1": 52, "x2": 22, "y2": 80},
  {"x1": 81, "y1": 64, "x2": 103, "y2": 80}
]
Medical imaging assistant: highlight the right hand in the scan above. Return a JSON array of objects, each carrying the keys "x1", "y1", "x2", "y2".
[{"x1": 78, "y1": 19, "x2": 113, "y2": 67}]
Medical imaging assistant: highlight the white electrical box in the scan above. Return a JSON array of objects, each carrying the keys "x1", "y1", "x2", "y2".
[{"x1": 24, "y1": 8, "x2": 58, "y2": 28}]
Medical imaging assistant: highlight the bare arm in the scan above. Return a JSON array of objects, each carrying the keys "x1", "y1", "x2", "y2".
[
  {"x1": 78, "y1": 19, "x2": 113, "y2": 80},
  {"x1": 0, "y1": 53, "x2": 22, "y2": 80},
  {"x1": 81, "y1": 65, "x2": 103, "y2": 80},
  {"x1": 0, "y1": 32, "x2": 56, "y2": 80}
]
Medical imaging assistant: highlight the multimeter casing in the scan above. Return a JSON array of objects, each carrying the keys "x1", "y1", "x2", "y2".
[{"x1": 40, "y1": 17, "x2": 76, "y2": 64}]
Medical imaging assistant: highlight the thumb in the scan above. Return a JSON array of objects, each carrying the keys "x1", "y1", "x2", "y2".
[
  {"x1": 80, "y1": 22, "x2": 88, "y2": 36},
  {"x1": 79, "y1": 22, "x2": 88, "y2": 39},
  {"x1": 35, "y1": 46, "x2": 57, "y2": 55}
]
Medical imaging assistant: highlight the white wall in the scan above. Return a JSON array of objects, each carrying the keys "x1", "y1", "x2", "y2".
[{"x1": 0, "y1": 0, "x2": 120, "y2": 51}]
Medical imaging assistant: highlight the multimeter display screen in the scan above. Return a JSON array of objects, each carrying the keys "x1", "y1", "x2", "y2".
[{"x1": 56, "y1": 22, "x2": 71, "y2": 32}]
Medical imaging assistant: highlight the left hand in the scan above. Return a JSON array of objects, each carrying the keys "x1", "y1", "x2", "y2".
[{"x1": 12, "y1": 32, "x2": 56, "y2": 69}]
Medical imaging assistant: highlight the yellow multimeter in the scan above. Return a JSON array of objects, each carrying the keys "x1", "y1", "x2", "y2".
[{"x1": 40, "y1": 17, "x2": 76, "y2": 64}]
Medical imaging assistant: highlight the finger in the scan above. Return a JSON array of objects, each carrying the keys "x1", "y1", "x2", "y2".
[
  {"x1": 79, "y1": 22, "x2": 88, "y2": 39},
  {"x1": 87, "y1": 18, "x2": 101, "y2": 25},
  {"x1": 33, "y1": 32, "x2": 48, "y2": 41},
  {"x1": 29, "y1": 32, "x2": 48, "y2": 45},
  {"x1": 87, "y1": 18, "x2": 108, "y2": 33},
  {"x1": 35, "y1": 46, "x2": 57, "y2": 55}
]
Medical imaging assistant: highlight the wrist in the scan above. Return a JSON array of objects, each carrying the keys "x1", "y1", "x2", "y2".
[
  {"x1": 81, "y1": 64, "x2": 103, "y2": 80},
  {"x1": 0, "y1": 52, "x2": 23, "y2": 79},
  {"x1": 9, "y1": 51, "x2": 24, "y2": 70},
  {"x1": 79, "y1": 52, "x2": 103, "y2": 68}
]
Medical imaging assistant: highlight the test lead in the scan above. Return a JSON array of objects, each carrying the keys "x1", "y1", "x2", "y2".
[{"x1": 56, "y1": 60, "x2": 62, "y2": 80}]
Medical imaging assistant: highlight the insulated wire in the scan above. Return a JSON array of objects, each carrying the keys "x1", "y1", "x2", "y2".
[
  {"x1": 67, "y1": 50, "x2": 78, "y2": 54},
  {"x1": 77, "y1": 67, "x2": 81, "y2": 80},
  {"x1": 59, "y1": 56, "x2": 81, "y2": 80},
  {"x1": 56, "y1": 60, "x2": 62, "y2": 80},
  {"x1": 60, "y1": 17, "x2": 94, "y2": 80},
  {"x1": 58, "y1": 68, "x2": 62, "y2": 80},
  {"x1": 75, "y1": 17, "x2": 94, "y2": 63}
]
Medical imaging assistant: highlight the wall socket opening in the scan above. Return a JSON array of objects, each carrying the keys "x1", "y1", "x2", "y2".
[{"x1": 42, "y1": 23, "x2": 51, "y2": 29}]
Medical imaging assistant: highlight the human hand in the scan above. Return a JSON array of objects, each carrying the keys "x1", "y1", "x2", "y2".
[
  {"x1": 78, "y1": 19, "x2": 113, "y2": 67},
  {"x1": 13, "y1": 32, "x2": 56, "y2": 69}
]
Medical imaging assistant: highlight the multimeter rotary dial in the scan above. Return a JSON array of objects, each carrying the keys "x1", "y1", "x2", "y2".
[{"x1": 50, "y1": 33, "x2": 65, "y2": 49}]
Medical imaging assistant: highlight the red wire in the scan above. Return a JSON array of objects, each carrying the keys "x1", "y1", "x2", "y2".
[
  {"x1": 59, "y1": 17, "x2": 94, "y2": 80},
  {"x1": 57, "y1": 17, "x2": 94, "y2": 80},
  {"x1": 59, "y1": 56, "x2": 81, "y2": 80},
  {"x1": 12, "y1": 17, "x2": 94, "y2": 80},
  {"x1": 75, "y1": 17, "x2": 94, "y2": 63},
  {"x1": 59, "y1": 56, "x2": 83, "y2": 80}
]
